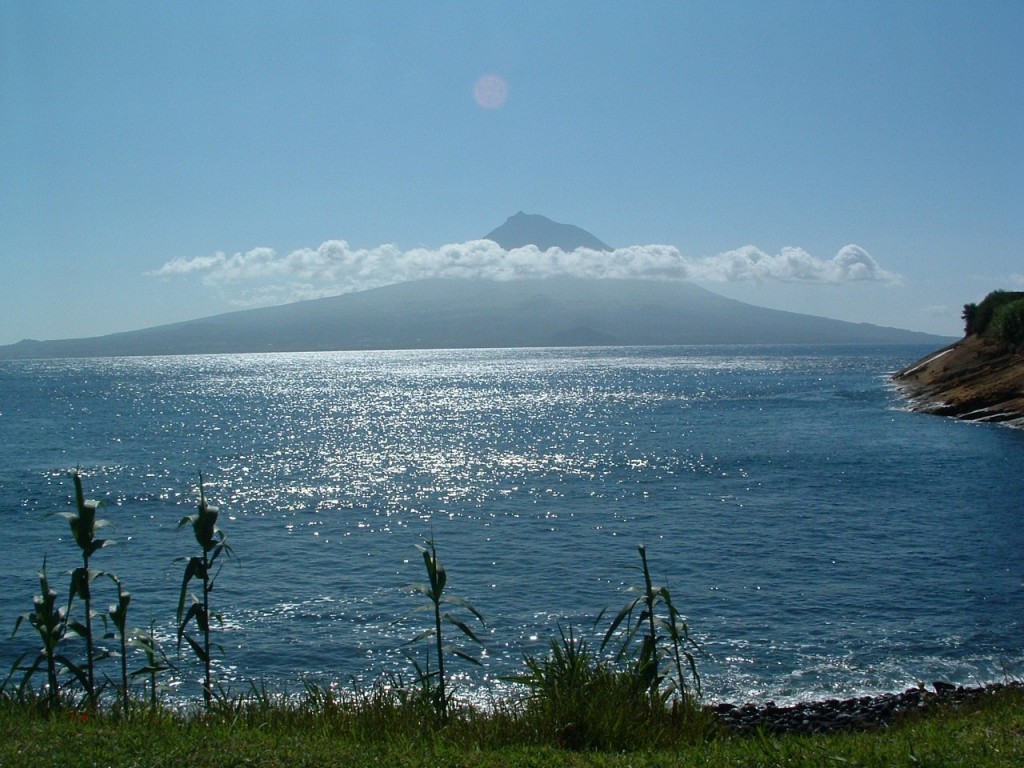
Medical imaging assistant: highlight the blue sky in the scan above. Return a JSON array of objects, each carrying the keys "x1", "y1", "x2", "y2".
[{"x1": 2, "y1": 1, "x2": 1021, "y2": 345}]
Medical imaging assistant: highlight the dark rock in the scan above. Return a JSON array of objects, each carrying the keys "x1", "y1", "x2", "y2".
[{"x1": 708, "y1": 681, "x2": 1023, "y2": 736}]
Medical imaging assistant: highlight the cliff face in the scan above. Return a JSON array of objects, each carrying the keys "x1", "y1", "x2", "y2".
[{"x1": 892, "y1": 334, "x2": 1024, "y2": 426}]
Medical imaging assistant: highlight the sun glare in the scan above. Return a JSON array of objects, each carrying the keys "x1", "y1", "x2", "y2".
[{"x1": 473, "y1": 74, "x2": 508, "y2": 109}]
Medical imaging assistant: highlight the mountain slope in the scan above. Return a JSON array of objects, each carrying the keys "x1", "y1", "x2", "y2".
[{"x1": 0, "y1": 277, "x2": 949, "y2": 359}]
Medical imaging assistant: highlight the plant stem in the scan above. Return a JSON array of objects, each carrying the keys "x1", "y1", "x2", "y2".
[
  {"x1": 82, "y1": 552, "x2": 96, "y2": 707},
  {"x1": 433, "y1": 587, "x2": 446, "y2": 718},
  {"x1": 203, "y1": 549, "x2": 212, "y2": 709}
]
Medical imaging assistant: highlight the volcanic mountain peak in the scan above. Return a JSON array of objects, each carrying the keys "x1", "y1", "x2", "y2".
[{"x1": 483, "y1": 211, "x2": 612, "y2": 252}]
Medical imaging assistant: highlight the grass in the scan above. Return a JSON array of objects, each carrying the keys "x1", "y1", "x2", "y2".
[{"x1": 0, "y1": 683, "x2": 1021, "y2": 767}]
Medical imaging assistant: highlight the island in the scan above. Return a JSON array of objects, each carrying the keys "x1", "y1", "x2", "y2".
[
  {"x1": 0, "y1": 213, "x2": 949, "y2": 360},
  {"x1": 892, "y1": 290, "x2": 1024, "y2": 426}
]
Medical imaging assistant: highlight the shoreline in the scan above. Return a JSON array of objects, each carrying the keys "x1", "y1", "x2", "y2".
[
  {"x1": 891, "y1": 334, "x2": 1024, "y2": 426},
  {"x1": 711, "y1": 680, "x2": 1023, "y2": 735}
]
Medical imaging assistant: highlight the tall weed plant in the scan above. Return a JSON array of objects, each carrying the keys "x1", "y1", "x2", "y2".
[
  {"x1": 406, "y1": 537, "x2": 485, "y2": 722},
  {"x1": 60, "y1": 468, "x2": 112, "y2": 706},
  {"x1": 177, "y1": 474, "x2": 233, "y2": 710},
  {"x1": 9, "y1": 560, "x2": 77, "y2": 709},
  {"x1": 601, "y1": 544, "x2": 703, "y2": 705}
]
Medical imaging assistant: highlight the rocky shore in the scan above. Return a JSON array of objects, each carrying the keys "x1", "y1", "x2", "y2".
[
  {"x1": 711, "y1": 681, "x2": 1022, "y2": 736},
  {"x1": 891, "y1": 334, "x2": 1024, "y2": 426}
]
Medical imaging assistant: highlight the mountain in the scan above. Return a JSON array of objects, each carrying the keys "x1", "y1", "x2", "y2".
[
  {"x1": 0, "y1": 214, "x2": 952, "y2": 359},
  {"x1": 0, "y1": 277, "x2": 949, "y2": 360},
  {"x1": 485, "y1": 211, "x2": 612, "y2": 251}
]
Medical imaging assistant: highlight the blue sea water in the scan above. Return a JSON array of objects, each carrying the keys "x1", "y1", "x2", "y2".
[{"x1": 0, "y1": 345, "x2": 1021, "y2": 706}]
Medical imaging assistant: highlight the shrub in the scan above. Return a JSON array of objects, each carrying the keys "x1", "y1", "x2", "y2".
[
  {"x1": 970, "y1": 290, "x2": 1024, "y2": 336},
  {"x1": 962, "y1": 303, "x2": 977, "y2": 335},
  {"x1": 514, "y1": 625, "x2": 714, "y2": 750},
  {"x1": 989, "y1": 298, "x2": 1024, "y2": 346}
]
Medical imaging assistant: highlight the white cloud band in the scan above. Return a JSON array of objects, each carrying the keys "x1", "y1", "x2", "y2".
[{"x1": 153, "y1": 239, "x2": 901, "y2": 306}]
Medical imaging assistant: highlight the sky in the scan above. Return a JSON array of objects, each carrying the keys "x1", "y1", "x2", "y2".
[{"x1": 2, "y1": 1, "x2": 1021, "y2": 346}]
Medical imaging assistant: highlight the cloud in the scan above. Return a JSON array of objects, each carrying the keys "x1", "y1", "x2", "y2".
[
  {"x1": 152, "y1": 239, "x2": 902, "y2": 306},
  {"x1": 687, "y1": 244, "x2": 901, "y2": 284}
]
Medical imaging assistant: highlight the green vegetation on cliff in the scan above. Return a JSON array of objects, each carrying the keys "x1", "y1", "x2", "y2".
[
  {"x1": 895, "y1": 290, "x2": 1024, "y2": 424},
  {"x1": 962, "y1": 290, "x2": 1024, "y2": 344}
]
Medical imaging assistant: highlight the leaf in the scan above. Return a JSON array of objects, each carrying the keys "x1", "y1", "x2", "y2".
[
  {"x1": 178, "y1": 600, "x2": 204, "y2": 642},
  {"x1": 449, "y1": 648, "x2": 482, "y2": 666},
  {"x1": 14, "y1": 656, "x2": 42, "y2": 692},
  {"x1": 176, "y1": 557, "x2": 205, "y2": 624},
  {"x1": 66, "y1": 619, "x2": 90, "y2": 639},
  {"x1": 88, "y1": 538, "x2": 110, "y2": 556},
  {"x1": 408, "y1": 583, "x2": 434, "y2": 600},
  {"x1": 182, "y1": 632, "x2": 208, "y2": 663},
  {"x1": 3, "y1": 651, "x2": 29, "y2": 683},
  {"x1": 443, "y1": 594, "x2": 485, "y2": 625},
  {"x1": 443, "y1": 614, "x2": 483, "y2": 645},
  {"x1": 127, "y1": 636, "x2": 156, "y2": 654},
  {"x1": 600, "y1": 598, "x2": 641, "y2": 650},
  {"x1": 69, "y1": 566, "x2": 90, "y2": 602},
  {"x1": 55, "y1": 654, "x2": 90, "y2": 690},
  {"x1": 407, "y1": 629, "x2": 437, "y2": 645}
]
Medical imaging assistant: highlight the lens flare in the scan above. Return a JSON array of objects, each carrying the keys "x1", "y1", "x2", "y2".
[{"x1": 473, "y1": 74, "x2": 508, "y2": 109}]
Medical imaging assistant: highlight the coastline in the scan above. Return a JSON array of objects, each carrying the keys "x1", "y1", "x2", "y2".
[
  {"x1": 891, "y1": 334, "x2": 1024, "y2": 426},
  {"x1": 711, "y1": 680, "x2": 1023, "y2": 735}
]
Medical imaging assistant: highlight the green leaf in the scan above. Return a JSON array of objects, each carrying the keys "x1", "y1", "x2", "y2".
[
  {"x1": 449, "y1": 648, "x2": 482, "y2": 666},
  {"x1": 443, "y1": 594, "x2": 485, "y2": 625},
  {"x1": 443, "y1": 614, "x2": 483, "y2": 645},
  {"x1": 409, "y1": 583, "x2": 434, "y2": 599},
  {"x1": 54, "y1": 654, "x2": 90, "y2": 690},
  {"x1": 182, "y1": 632, "x2": 208, "y2": 663},
  {"x1": 66, "y1": 619, "x2": 90, "y2": 639},
  {"x1": 68, "y1": 566, "x2": 90, "y2": 601},
  {"x1": 407, "y1": 629, "x2": 436, "y2": 645},
  {"x1": 177, "y1": 557, "x2": 205, "y2": 624},
  {"x1": 601, "y1": 599, "x2": 641, "y2": 650},
  {"x1": 178, "y1": 599, "x2": 204, "y2": 641}
]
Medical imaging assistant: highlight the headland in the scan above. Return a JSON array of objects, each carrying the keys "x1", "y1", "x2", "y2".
[{"x1": 892, "y1": 296, "x2": 1024, "y2": 426}]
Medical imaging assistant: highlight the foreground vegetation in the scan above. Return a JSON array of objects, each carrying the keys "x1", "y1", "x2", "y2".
[
  {"x1": 5, "y1": 472, "x2": 1021, "y2": 765},
  {"x1": 962, "y1": 289, "x2": 1024, "y2": 344},
  {"x1": 1, "y1": 683, "x2": 1021, "y2": 768}
]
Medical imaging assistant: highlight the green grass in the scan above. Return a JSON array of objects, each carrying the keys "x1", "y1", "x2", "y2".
[{"x1": 1, "y1": 684, "x2": 1021, "y2": 768}]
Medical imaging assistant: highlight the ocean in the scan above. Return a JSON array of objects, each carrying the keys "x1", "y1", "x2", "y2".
[{"x1": 0, "y1": 345, "x2": 1021, "y2": 706}]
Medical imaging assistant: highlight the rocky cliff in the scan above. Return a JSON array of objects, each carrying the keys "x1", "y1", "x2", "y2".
[{"x1": 892, "y1": 333, "x2": 1024, "y2": 426}]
